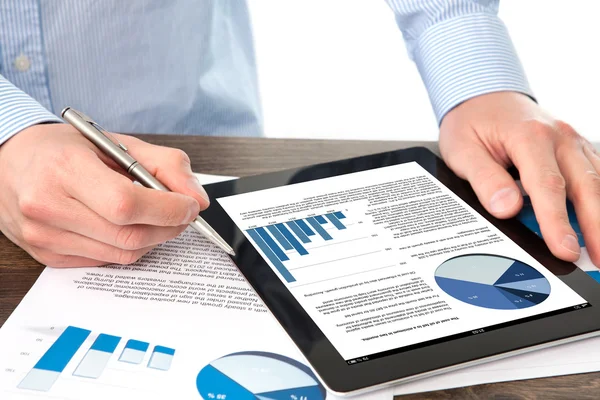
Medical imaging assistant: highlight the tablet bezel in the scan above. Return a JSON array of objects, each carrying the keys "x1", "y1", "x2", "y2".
[{"x1": 200, "y1": 147, "x2": 600, "y2": 395}]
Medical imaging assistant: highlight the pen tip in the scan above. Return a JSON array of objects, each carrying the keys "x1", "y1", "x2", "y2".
[{"x1": 227, "y1": 249, "x2": 236, "y2": 256}]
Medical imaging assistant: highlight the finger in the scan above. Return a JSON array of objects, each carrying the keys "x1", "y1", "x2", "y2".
[
  {"x1": 445, "y1": 142, "x2": 522, "y2": 219},
  {"x1": 30, "y1": 248, "x2": 107, "y2": 268},
  {"x1": 22, "y1": 222, "x2": 155, "y2": 265},
  {"x1": 574, "y1": 144, "x2": 600, "y2": 265},
  {"x1": 64, "y1": 149, "x2": 200, "y2": 227},
  {"x1": 116, "y1": 135, "x2": 210, "y2": 210},
  {"x1": 25, "y1": 195, "x2": 188, "y2": 249},
  {"x1": 510, "y1": 134, "x2": 579, "y2": 261}
]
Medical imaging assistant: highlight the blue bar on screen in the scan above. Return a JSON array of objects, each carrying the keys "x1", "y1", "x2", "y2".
[
  {"x1": 315, "y1": 215, "x2": 327, "y2": 224},
  {"x1": 35, "y1": 326, "x2": 91, "y2": 373},
  {"x1": 287, "y1": 221, "x2": 311, "y2": 243},
  {"x1": 276, "y1": 223, "x2": 308, "y2": 255},
  {"x1": 247, "y1": 229, "x2": 296, "y2": 282},
  {"x1": 254, "y1": 227, "x2": 289, "y2": 261},
  {"x1": 295, "y1": 219, "x2": 315, "y2": 236},
  {"x1": 306, "y1": 217, "x2": 332, "y2": 241},
  {"x1": 334, "y1": 211, "x2": 346, "y2": 219},
  {"x1": 326, "y1": 213, "x2": 346, "y2": 230},
  {"x1": 266, "y1": 225, "x2": 293, "y2": 250}
]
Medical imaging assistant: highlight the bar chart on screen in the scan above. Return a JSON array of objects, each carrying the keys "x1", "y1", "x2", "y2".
[
  {"x1": 245, "y1": 210, "x2": 397, "y2": 286},
  {"x1": 15, "y1": 325, "x2": 175, "y2": 393}
]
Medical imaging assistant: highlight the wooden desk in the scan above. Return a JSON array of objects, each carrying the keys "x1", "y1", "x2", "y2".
[{"x1": 1, "y1": 135, "x2": 598, "y2": 399}]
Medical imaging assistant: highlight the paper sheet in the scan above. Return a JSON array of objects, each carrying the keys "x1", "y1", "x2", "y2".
[
  {"x1": 0, "y1": 173, "x2": 393, "y2": 399},
  {"x1": 0, "y1": 173, "x2": 598, "y2": 400}
]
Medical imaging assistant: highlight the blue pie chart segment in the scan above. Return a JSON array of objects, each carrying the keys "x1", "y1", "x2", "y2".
[
  {"x1": 436, "y1": 277, "x2": 518, "y2": 309},
  {"x1": 196, "y1": 365, "x2": 256, "y2": 400},
  {"x1": 494, "y1": 260, "x2": 544, "y2": 285},
  {"x1": 196, "y1": 351, "x2": 326, "y2": 400},
  {"x1": 495, "y1": 277, "x2": 550, "y2": 295},
  {"x1": 257, "y1": 385, "x2": 325, "y2": 399},
  {"x1": 435, "y1": 255, "x2": 550, "y2": 310}
]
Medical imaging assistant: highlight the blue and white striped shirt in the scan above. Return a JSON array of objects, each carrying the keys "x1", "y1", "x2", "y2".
[{"x1": 0, "y1": 0, "x2": 532, "y2": 145}]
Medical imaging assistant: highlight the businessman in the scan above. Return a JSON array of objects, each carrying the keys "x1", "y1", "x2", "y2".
[{"x1": 0, "y1": 1, "x2": 595, "y2": 268}]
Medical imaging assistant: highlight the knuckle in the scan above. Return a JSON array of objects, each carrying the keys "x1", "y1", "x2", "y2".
[
  {"x1": 108, "y1": 186, "x2": 136, "y2": 224},
  {"x1": 116, "y1": 249, "x2": 144, "y2": 265},
  {"x1": 115, "y1": 225, "x2": 146, "y2": 250},
  {"x1": 161, "y1": 204, "x2": 186, "y2": 226},
  {"x1": 522, "y1": 119, "x2": 555, "y2": 141},
  {"x1": 171, "y1": 148, "x2": 191, "y2": 165},
  {"x1": 45, "y1": 255, "x2": 71, "y2": 268},
  {"x1": 20, "y1": 223, "x2": 47, "y2": 248},
  {"x1": 556, "y1": 120, "x2": 579, "y2": 140},
  {"x1": 537, "y1": 169, "x2": 566, "y2": 194},
  {"x1": 18, "y1": 194, "x2": 46, "y2": 220},
  {"x1": 572, "y1": 172, "x2": 600, "y2": 202},
  {"x1": 471, "y1": 167, "x2": 503, "y2": 187}
]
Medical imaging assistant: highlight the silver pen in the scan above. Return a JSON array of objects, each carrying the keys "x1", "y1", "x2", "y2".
[{"x1": 61, "y1": 107, "x2": 235, "y2": 256}]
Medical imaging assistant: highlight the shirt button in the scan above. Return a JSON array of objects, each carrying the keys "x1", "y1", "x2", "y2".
[{"x1": 14, "y1": 54, "x2": 31, "y2": 72}]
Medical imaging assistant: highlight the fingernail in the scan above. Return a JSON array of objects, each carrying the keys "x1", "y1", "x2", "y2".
[
  {"x1": 490, "y1": 188, "x2": 519, "y2": 214},
  {"x1": 187, "y1": 176, "x2": 210, "y2": 205},
  {"x1": 561, "y1": 234, "x2": 581, "y2": 255}
]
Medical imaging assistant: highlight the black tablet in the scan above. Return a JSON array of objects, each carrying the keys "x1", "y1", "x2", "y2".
[{"x1": 200, "y1": 147, "x2": 600, "y2": 396}]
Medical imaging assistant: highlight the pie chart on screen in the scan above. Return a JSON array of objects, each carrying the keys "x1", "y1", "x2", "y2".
[
  {"x1": 435, "y1": 254, "x2": 550, "y2": 310},
  {"x1": 196, "y1": 351, "x2": 326, "y2": 400}
]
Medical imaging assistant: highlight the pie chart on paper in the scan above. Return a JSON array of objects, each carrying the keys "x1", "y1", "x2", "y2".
[
  {"x1": 435, "y1": 254, "x2": 550, "y2": 310},
  {"x1": 196, "y1": 351, "x2": 326, "y2": 400}
]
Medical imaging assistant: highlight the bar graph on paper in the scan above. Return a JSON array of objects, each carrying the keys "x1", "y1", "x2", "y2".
[
  {"x1": 17, "y1": 326, "x2": 174, "y2": 393},
  {"x1": 246, "y1": 210, "x2": 396, "y2": 286}
]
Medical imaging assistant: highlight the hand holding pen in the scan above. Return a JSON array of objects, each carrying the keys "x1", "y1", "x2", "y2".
[{"x1": 0, "y1": 111, "x2": 226, "y2": 268}]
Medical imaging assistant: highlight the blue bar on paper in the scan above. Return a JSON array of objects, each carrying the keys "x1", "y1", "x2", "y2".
[
  {"x1": 254, "y1": 227, "x2": 289, "y2": 261},
  {"x1": 334, "y1": 211, "x2": 346, "y2": 219},
  {"x1": 315, "y1": 215, "x2": 327, "y2": 224},
  {"x1": 125, "y1": 339, "x2": 149, "y2": 352},
  {"x1": 306, "y1": 217, "x2": 332, "y2": 241},
  {"x1": 295, "y1": 219, "x2": 315, "y2": 236},
  {"x1": 247, "y1": 229, "x2": 296, "y2": 282},
  {"x1": 90, "y1": 334, "x2": 121, "y2": 353},
  {"x1": 148, "y1": 346, "x2": 176, "y2": 371},
  {"x1": 35, "y1": 326, "x2": 91, "y2": 373},
  {"x1": 326, "y1": 213, "x2": 346, "y2": 230},
  {"x1": 287, "y1": 221, "x2": 311, "y2": 243},
  {"x1": 154, "y1": 346, "x2": 175, "y2": 356},
  {"x1": 276, "y1": 224, "x2": 308, "y2": 255},
  {"x1": 266, "y1": 225, "x2": 293, "y2": 250}
]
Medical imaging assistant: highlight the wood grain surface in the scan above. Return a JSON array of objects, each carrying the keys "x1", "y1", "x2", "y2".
[{"x1": 0, "y1": 135, "x2": 595, "y2": 399}]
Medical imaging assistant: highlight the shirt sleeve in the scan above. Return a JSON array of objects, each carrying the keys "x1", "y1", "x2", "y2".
[
  {"x1": 385, "y1": 0, "x2": 534, "y2": 124},
  {"x1": 0, "y1": 74, "x2": 62, "y2": 145}
]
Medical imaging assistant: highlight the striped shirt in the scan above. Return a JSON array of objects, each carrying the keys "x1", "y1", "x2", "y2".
[{"x1": 0, "y1": 0, "x2": 532, "y2": 145}]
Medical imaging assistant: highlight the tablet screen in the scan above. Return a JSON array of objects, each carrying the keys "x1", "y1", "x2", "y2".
[{"x1": 217, "y1": 162, "x2": 588, "y2": 365}]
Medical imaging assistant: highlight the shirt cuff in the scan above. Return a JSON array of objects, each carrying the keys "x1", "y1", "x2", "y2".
[
  {"x1": 414, "y1": 13, "x2": 534, "y2": 124},
  {"x1": 0, "y1": 76, "x2": 62, "y2": 146}
]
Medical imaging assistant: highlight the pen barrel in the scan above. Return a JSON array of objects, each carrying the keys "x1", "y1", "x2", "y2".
[
  {"x1": 129, "y1": 163, "x2": 169, "y2": 191},
  {"x1": 62, "y1": 108, "x2": 136, "y2": 170}
]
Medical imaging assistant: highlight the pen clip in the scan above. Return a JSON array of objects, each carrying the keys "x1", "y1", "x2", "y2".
[{"x1": 67, "y1": 108, "x2": 128, "y2": 152}]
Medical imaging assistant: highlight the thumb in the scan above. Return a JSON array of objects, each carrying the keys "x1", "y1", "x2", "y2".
[
  {"x1": 116, "y1": 135, "x2": 210, "y2": 211},
  {"x1": 445, "y1": 142, "x2": 522, "y2": 219}
]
